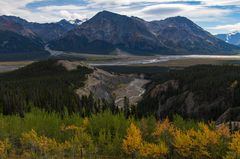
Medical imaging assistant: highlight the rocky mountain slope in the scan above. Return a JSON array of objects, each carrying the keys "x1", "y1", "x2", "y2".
[
  {"x1": 0, "y1": 30, "x2": 44, "y2": 53},
  {"x1": 0, "y1": 15, "x2": 80, "y2": 42},
  {"x1": 0, "y1": 15, "x2": 81, "y2": 59},
  {"x1": 1, "y1": 11, "x2": 239, "y2": 59},
  {"x1": 137, "y1": 65, "x2": 240, "y2": 122},
  {"x1": 49, "y1": 11, "x2": 239, "y2": 55},
  {"x1": 148, "y1": 16, "x2": 238, "y2": 54},
  {"x1": 0, "y1": 30, "x2": 49, "y2": 60},
  {"x1": 216, "y1": 31, "x2": 240, "y2": 46},
  {"x1": 0, "y1": 16, "x2": 35, "y2": 38}
]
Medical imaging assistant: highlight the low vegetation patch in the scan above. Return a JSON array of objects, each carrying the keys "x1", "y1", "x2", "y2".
[{"x1": 0, "y1": 109, "x2": 239, "y2": 159}]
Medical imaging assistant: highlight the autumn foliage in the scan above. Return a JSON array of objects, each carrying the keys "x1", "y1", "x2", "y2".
[
  {"x1": 0, "y1": 109, "x2": 239, "y2": 159},
  {"x1": 0, "y1": 139, "x2": 11, "y2": 158},
  {"x1": 123, "y1": 123, "x2": 142, "y2": 156}
]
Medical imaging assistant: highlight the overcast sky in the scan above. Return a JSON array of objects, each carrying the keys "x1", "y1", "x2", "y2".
[{"x1": 1, "y1": 0, "x2": 240, "y2": 34}]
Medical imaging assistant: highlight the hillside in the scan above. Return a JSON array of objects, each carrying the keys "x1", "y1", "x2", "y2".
[
  {"x1": 0, "y1": 30, "x2": 49, "y2": 60},
  {"x1": 0, "y1": 60, "x2": 93, "y2": 115},
  {"x1": 1, "y1": 60, "x2": 240, "y2": 122},
  {"x1": 148, "y1": 16, "x2": 238, "y2": 54},
  {"x1": 0, "y1": 15, "x2": 79, "y2": 42},
  {"x1": 0, "y1": 60, "x2": 148, "y2": 116},
  {"x1": 0, "y1": 15, "x2": 80, "y2": 59},
  {"x1": 137, "y1": 65, "x2": 240, "y2": 122},
  {"x1": 0, "y1": 15, "x2": 36, "y2": 38},
  {"x1": 49, "y1": 11, "x2": 239, "y2": 55}
]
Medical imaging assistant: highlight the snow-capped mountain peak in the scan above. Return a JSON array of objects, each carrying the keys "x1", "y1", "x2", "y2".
[
  {"x1": 216, "y1": 31, "x2": 240, "y2": 46},
  {"x1": 68, "y1": 19, "x2": 88, "y2": 25}
]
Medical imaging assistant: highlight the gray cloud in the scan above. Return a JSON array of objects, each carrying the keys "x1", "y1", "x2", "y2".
[
  {"x1": 143, "y1": 5, "x2": 183, "y2": 15},
  {"x1": 0, "y1": 0, "x2": 238, "y2": 33}
]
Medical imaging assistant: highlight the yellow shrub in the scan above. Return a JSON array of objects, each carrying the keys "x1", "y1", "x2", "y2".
[
  {"x1": 198, "y1": 122, "x2": 220, "y2": 145},
  {"x1": 153, "y1": 118, "x2": 174, "y2": 136},
  {"x1": 139, "y1": 142, "x2": 168, "y2": 158},
  {"x1": 173, "y1": 129, "x2": 194, "y2": 157},
  {"x1": 217, "y1": 124, "x2": 231, "y2": 138},
  {"x1": 122, "y1": 123, "x2": 142, "y2": 155},
  {"x1": 225, "y1": 131, "x2": 240, "y2": 159},
  {"x1": 0, "y1": 139, "x2": 11, "y2": 158},
  {"x1": 61, "y1": 124, "x2": 94, "y2": 157},
  {"x1": 173, "y1": 123, "x2": 225, "y2": 159},
  {"x1": 21, "y1": 129, "x2": 60, "y2": 157}
]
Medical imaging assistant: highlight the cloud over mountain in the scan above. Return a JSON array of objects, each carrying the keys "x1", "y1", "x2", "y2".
[{"x1": 0, "y1": 0, "x2": 239, "y2": 34}]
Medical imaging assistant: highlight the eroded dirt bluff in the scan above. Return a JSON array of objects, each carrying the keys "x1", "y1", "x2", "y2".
[{"x1": 58, "y1": 60, "x2": 150, "y2": 107}]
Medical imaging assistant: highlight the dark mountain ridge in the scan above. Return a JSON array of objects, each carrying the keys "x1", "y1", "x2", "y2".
[
  {"x1": 0, "y1": 15, "x2": 80, "y2": 42},
  {"x1": 50, "y1": 11, "x2": 170, "y2": 54},
  {"x1": 0, "y1": 15, "x2": 81, "y2": 60},
  {"x1": 0, "y1": 30, "x2": 49, "y2": 61},
  {"x1": 49, "y1": 11, "x2": 239, "y2": 55},
  {"x1": 0, "y1": 15, "x2": 37, "y2": 38},
  {"x1": 0, "y1": 30, "x2": 44, "y2": 52}
]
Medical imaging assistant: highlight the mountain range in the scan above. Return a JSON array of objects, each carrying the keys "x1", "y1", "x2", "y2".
[
  {"x1": 216, "y1": 32, "x2": 240, "y2": 46},
  {"x1": 0, "y1": 15, "x2": 82, "y2": 60},
  {"x1": 0, "y1": 11, "x2": 239, "y2": 60},
  {"x1": 0, "y1": 15, "x2": 82, "y2": 42},
  {"x1": 49, "y1": 11, "x2": 240, "y2": 55}
]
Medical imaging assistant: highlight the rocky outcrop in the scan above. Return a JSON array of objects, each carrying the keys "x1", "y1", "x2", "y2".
[
  {"x1": 58, "y1": 60, "x2": 151, "y2": 107},
  {"x1": 216, "y1": 107, "x2": 240, "y2": 124},
  {"x1": 150, "y1": 80, "x2": 179, "y2": 98},
  {"x1": 146, "y1": 80, "x2": 230, "y2": 121}
]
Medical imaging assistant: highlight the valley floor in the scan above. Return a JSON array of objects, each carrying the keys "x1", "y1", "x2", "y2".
[
  {"x1": 2, "y1": 54, "x2": 240, "y2": 72},
  {"x1": 88, "y1": 55, "x2": 240, "y2": 67},
  {"x1": 0, "y1": 61, "x2": 33, "y2": 72}
]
